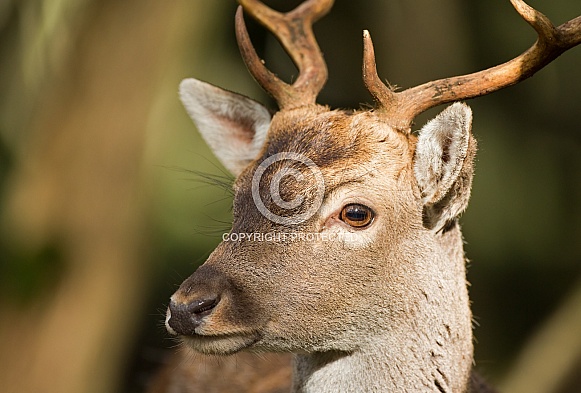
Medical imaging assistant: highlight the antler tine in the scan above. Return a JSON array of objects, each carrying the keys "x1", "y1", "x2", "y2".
[
  {"x1": 362, "y1": 30, "x2": 397, "y2": 109},
  {"x1": 235, "y1": 8, "x2": 291, "y2": 106},
  {"x1": 365, "y1": 0, "x2": 581, "y2": 131},
  {"x1": 235, "y1": 0, "x2": 334, "y2": 110}
]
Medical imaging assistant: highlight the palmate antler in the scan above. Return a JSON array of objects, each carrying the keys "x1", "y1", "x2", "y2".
[
  {"x1": 363, "y1": 0, "x2": 581, "y2": 130},
  {"x1": 237, "y1": 0, "x2": 581, "y2": 130}
]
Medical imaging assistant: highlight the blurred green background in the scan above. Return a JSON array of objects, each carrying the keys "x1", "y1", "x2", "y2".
[{"x1": 0, "y1": 1, "x2": 580, "y2": 392}]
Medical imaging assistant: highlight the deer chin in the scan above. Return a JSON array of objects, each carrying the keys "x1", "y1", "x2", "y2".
[{"x1": 180, "y1": 332, "x2": 262, "y2": 355}]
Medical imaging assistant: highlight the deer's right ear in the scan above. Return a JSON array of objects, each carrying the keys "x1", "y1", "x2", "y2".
[
  {"x1": 413, "y1": 103, "x2": 476, "y2": 232},
  {"x1": 179, "y1": 78, "x2": 272, "y2": 176}
]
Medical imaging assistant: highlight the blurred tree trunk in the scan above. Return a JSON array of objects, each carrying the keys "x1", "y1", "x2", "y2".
[{"x1": 0, "y1": 1, "x2": 226, "y2": 392}]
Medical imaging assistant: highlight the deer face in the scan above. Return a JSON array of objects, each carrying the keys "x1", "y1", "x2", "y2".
[{"x1": 166, "y1": 80, "x2": 476, "y2": 356}]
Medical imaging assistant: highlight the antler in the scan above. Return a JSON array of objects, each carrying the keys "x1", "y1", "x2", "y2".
[
  {"x1": 235, "y1": 0, "x2": 334, "y2": 110},
  {"x1": 363, "y1": 0, "x2": 581, "y2": 131}
]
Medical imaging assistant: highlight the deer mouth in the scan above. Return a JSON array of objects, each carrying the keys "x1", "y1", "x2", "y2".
[{"x1": 180, "y1": 332, "x2": 263, "y2": 355}]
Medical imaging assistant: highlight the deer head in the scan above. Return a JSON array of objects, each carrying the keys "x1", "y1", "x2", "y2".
[{"x1": 166, "y1": 1, "x2": 581, "y2": 391}]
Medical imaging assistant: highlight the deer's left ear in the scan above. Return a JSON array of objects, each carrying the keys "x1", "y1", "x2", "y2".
[
  {"x1": 413, "y1": 103, "x2": 476, "y2": 232},
  {"x1": 179, "y1": 78, "x2": 272, "y2": 176}
]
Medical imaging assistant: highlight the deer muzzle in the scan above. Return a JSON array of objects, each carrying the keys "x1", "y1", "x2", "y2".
[
  {"x1": 166, "y1": 296, "x2": 220, "y2": 336},
  {"x1": 165, "y1": 264, "x2": 231, "y2": 336}
]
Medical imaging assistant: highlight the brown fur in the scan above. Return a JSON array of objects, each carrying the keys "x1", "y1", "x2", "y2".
[{"x1": 148, "y1": 350, "x2": 292, "y2": 393}]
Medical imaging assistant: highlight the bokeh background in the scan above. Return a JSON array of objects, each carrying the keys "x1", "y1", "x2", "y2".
[{"x1": 0, "y1": 1, "x2": 580, "y2": 392}]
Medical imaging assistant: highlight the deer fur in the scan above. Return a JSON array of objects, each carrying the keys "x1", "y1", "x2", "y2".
[{"x1": 159, "y1": 79, "x2": 483, "y2": 392}]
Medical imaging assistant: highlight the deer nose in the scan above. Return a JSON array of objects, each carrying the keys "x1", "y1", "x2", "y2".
[{"x1": 166, "y1": 296, "x2": 220, "y2": 336}]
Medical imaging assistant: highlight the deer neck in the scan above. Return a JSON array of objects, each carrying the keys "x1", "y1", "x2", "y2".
[{"x1": 291, "y1": 225, "x2": 473, "y2": 393}]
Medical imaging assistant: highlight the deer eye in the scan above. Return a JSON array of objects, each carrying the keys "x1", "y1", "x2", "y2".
[{"x1": 339, "y1": 204, "x2": 375, "y2": 228}]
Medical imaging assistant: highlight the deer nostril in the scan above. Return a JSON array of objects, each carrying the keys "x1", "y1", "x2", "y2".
[
  {"x1": 189, "y1": 297, "x2": 220, "y2": 315},
  {"x1": 166, "y1": 295, "x2": 220, "y2": 336}
]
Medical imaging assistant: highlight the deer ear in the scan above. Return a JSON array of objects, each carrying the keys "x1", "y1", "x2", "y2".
[
  {"x1": 413, "y1": 103, "x2": 476, "y2": 232},
  {"x1": 179, "y1": 78, "x2": 272, "y2": 176}
]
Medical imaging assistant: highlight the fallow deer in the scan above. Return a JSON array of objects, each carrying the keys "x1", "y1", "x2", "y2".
[{"x1": 152, "y1": 0, "x2": 581, "y2": 392}]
